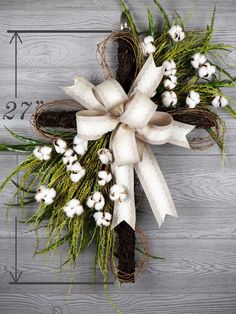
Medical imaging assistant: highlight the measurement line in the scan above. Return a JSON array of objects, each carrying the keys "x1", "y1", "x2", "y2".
[
  {"x1": 9, "y1": 281, "x2": 114, "y2": 285},
  {"x1": 9, "y1": 217, "x2": 23, "y2": 282},
  {"x1": 7, "y1": 30, "x2": 112, "y2": 34}
]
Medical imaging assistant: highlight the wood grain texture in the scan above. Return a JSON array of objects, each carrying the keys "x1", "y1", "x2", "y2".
[{"x1": 1, "y1": 0, "x2": 236, "y2": 313}]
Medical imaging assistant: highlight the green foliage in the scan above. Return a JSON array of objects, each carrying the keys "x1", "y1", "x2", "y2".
[
  {"x1": 147, "y1": 5, "x2": 156, "y2": 38},
  {"x1": 153, "y1": 0, "x2": 171, "y2": 32}
]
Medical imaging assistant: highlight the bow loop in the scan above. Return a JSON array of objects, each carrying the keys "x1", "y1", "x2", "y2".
[
  {"x1": 137, "y1": 112, "x2": 174, "y2": 145},
  {"x1": 63, "y1": 76, "x2": 105, "y2": 112},
  {"x1": 76, "y1": 110, "x2": 119, "y2": 141},
  {"x1": 93, "y1": 79, "x2": 128, "y2": 111},
  {"x1": 112, "y1": 124, "x2": 143, "y2": 166},
  {"x1": 129, "y1": 55, "x2": 165, "y2": 98},
  {"x1": 120, "y1": 91, "x2": 157, "y2": 129}
]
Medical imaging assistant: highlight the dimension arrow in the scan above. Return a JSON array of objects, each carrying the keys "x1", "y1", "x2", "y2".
[
  {"x1": 9, "y1": 217, "x2": 23, "y2": 283},
  {"x1": 9, "y1": 33, "x2": 23, "y2": 99},
  {"x1": 7, "y1": 29, "x2": 112, "y2": 34}
]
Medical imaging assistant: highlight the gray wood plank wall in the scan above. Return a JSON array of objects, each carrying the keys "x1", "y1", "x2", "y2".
[{"x1": 0, "y1": 0, "x2": 236, "y2": 313}]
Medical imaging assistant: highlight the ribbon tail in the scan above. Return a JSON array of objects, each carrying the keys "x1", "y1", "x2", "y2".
[
  {"x1": 169, "y1": 121, "x2": 195, "y2": 149},
  {"x1": 111, "y1": 163, "x2": 136, "y2": 230},
  {"x1": 134, "y1": 144, "x2": 177, "y2": 227}
]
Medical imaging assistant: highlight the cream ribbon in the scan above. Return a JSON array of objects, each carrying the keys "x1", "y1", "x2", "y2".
[{"x1": 63, "y1": 55, "x2": 195, "y2": 230}]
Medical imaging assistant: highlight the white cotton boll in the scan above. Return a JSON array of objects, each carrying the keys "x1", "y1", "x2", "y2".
[
  {"x1": 98, "y1": 171, "x2": 112, "y2": 186},
  {"x1": 168, "y1": 25, "x2": 185, "y2": 42},
  {"x1": 161, "y1": 91, "x2": 178, "y2": 107},
  {"x1": 94, "y1": 197, "x2": 105, "y2": 211},
  {"x1": 102, "y1": 220, "x2": 110, "y2": 227},
  {"x1": 93, "y1": 211, "x2": 103, "y2": 226},
  {"x1": 144, "y1": 35, "x2": 154, "y2": 45},
  {"x1": 186, "y1": 90, "x2": 200, "y2": 108},
  {"x1": 163, "y1": 60, "x2": 177, "y2": 77},
  {"x1": 74, "y1": 205, "x2": 84, "y2": 216},
  {"x1": 33, "y1": 146, "x2": 51, "y2": 161},
  {"x1": 33, "y1": 147, "x2": 43, "y2": 160},
  {"x1": 212, "y1": 95, "x2": 228, "y2": 108},
  {"x1": 43, "y1": 187, "x2": 56, "y2": 205},
  {"x1": 63, "y1": 199, "x2": 84, "y2": 217},
  {"x1": 86, "y1": 196, "x2": 95, "y2": 208},
  {"x1": 220, "y1": 96, "x2": 228, "y2": 107},
  {"x1": 73, "y1": 135, "x2": 88, "y2": 155},
  {"x1": 198, "y1": 63, "x2": 216, "y2": 78},
  {"x1": 93, "y1": 191, "x2": 102, "y2": 202},
  {"x1": 63, "y1": 149, "x2": 77, "y2": 166},
  {"x1": 104, "y1": 212, "x2": 112, "y2": 221},
  {"x1": 39, "y1": 146, "x2": 52, "y2": 160},
  {"x1": 54, "y1": 139, "x2": 67, "y2": 154},
  {"x1": 70, "y1": 169, "x2": 85, "y2": 183},
  {"x1": 68, "y1": 198, "x2": 80, "y2": 208},
  {"x1": 191, "y1": 53, "x2": 206, "y2": 69},
  {"x1": 145, "y1": 43, "x2": 156, "y2": 54},
  {"x1": 96, "y1": 218, "x2": 103, "y2": 226},
  {"x1": 93, "y1": 211, "x2": 103, "y2": 221},
  {"x1": 68, "y1": 162, "x2": 83, "y2": 173},
  {"x1": 163, "y1": 75, "x2": 177, "y2": 90},
  {"x1": 141, "y1": 36, "x2": 156, "y2": 56},
  {"x1": 41, "y1": 146, "x2": 52, "y2": 156},
  {"x1": 35, "y1": 186, "x2": 55, "y2": 204},
  {"x1": 44, "y1": 196, "x2": 54, "y2": 205},
  {"x1": 63, "y1": 207, "x2": 74, "y2": 218},
  {"x1": 109, "y1": 184, "x2": 127, "y2": 202},
  {"x1": 86, "y1": 192, "x2": 105, "y2": 210},
  {"x1": 35, "y1": 186, "x2": 46, "y2": 202},
  {"x1": 98, "y1": 149, "x2": 113, "y2": 164}
]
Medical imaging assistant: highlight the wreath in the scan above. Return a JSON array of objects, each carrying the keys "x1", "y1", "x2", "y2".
[{"x1": 1, "y1": 0, "x2": 235, "y2": 288}]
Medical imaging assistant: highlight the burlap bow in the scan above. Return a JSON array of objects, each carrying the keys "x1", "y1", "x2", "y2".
[{"x1": 63, "y1": 55, "x2": 195, "y2": 229}]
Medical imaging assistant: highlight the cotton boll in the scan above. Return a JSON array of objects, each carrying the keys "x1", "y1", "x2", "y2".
[
  {"x1": 36, "y1": 186, "x2": 56, "y2": 205},
  {"x1": 63, "y1": 149, "x2": 77, "y2": 166},
  {"x1": 191, "y1": 53, "x2": 207, "y2": 69},
  {"x1": 110, "y1": 184, "x2": 127, "y2": 202},
  {"x1": 68, "y1": 162, "x2": 83, "y2": 173},
  {"x1": 68, "y1": 199, "x2": 80, "y2": 208},
  {"x1": 97, "y1": 149, "x2": 113, "y2": 164},
  {"x1": 86, "y1": 192, "x2": 105, "y2": 210},
  {"x1": 73, "y1": 135, "x2": 88, "y2": 155},
  {"x1": 93, "y1": 211, "x2": 104, "y2": 226},
  {"x1": 44, "y1": 195, "x2": 54, "y2": 205},
  {"x1": 98, "y1": 171, "x2": 112, "y2": 186},
  {"x1": 33, "y1": 147, "x2": 43, "y2": 160},
  {"x1": 63, "y1": 198, "x2": 84, "y2": 218},
  {"x1": 93, "y1": 211, "x2": 112, "y2": 227},
  {"x1": 141, "y1": 35, "x2": 156, "y2": 56},
  {"x1": 212, "y1": 95, "x2": 228, "y2": 108},
  {"x1": 198, "y1": 63, "x2": 216, "y2": 78},
  {"x1": 163, "y1": 75, "x2": 177, "y2": 90},
  {"x1": 70, "y1": 169, "x2": 85, "y2": 183},
  {"x1": 161, "y1": 91, "x2": 178, "y2": 107},
  {"x1": 33, "y1": 146, "x2": 52, "y2": 161},
  {"x1": 163, "y1": 60, "x2": 177, "y2": 76},
  {"x1": 35, "y1": 185, "x2": 47, "y2": 202},
  {"x1": 74, "y1": 205, "x2": 84, "y2": 216},
  {"x1": 168, "y1": 25, "x2": 185, "y2": 42},
  {"x1": 186, "y1": 90, "x2": 200, "y2": 108},
  {"x1": 40, "y1": 146, "x2": 52, "y2": 161},
  {"x1": 54, "y1": 138, "x2": 67, "y2": 154},
  {"x1": 144, "y1": 42, "x2": 156, "y2": 54},
  {"x1": 144, "y1": 35, "x2": 154, "y2": 45},
  {"x1": 104, "y1": 212, "x2": 112, "y2": 221},
  {"x1": 102, "y1": 220, "x2": 110, "y2": 227}
]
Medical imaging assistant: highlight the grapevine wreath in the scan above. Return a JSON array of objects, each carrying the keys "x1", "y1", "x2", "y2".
[{"x1": 1, "y1": 0, "x2": 236, "y2": 285}]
